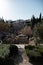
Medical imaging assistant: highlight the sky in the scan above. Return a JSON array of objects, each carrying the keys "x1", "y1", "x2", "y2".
[{"x1": 0, "y1": 0, "x2": 43, "y2": 20}]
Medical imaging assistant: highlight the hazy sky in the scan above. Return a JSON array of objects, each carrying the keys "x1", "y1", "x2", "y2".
[{"x1": 0, "y1": 0, "x2": 43, "y2": 20}]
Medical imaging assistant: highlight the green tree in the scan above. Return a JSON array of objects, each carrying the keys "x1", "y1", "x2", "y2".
[
  {"x1": 39, "y1": 13, "x2": 41, "y2": 23},
  {"x1": 31, "y1": 15, "x2": 36, "y2": 28},
  {"x1": 34, "y1": 21, "x2": 43, "y2": 45}
]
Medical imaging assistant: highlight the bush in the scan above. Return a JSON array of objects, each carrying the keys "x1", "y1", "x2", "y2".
[
  {"x1": 0, "y1": 44, "x2": 18, "y2": 65},
  {"x1": 28, "y1": 45, "x2": 35, "y2": 50},
  {"x1": 0, "y1": 57, "x2": 15, "y2": 65},
  {"x1": 25, "y1": 45, "x2": 35, "y2": 50},
  {"x1": 37, "y1": 46, "x2": 43, "y2": 56},
  {"x1": 25, "y1": 45, "x2": 35, "y2": 55},
  {"x1": 4, "y1": 57, "x2": 15, "y2": 65},
  {"x1": 0, "y1": 44, "x2": 10, "y2": 65},
  {"x1": 0, "y1": 57, "x2": 4, "y2": 65},
  {"x1": 29, "y1": 50, "x2": 41, "y2": 61},
  {"x1": 29, "y1": 50, "x2": 41, "y2": 57},
  {"x1": 25, "y1": 48, "x2": 29, "y2": 56},
  {"x1": 9, "y1": 45, "x2": 18, "y2": 57},
  {"x1": 0, "y1": 44, "x2": 10, "y2": 58},
  {"x1": 25, "y1": 45, "x2": 42, "y2": 61}
]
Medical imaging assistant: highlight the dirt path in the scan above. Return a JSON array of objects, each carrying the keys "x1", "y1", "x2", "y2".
[
  {"x1": 19, "y1": 48, "x2": 32, "y2": 65},
  {"x1": 14, "y1": 47, "x2": 32, "y2": 65}
]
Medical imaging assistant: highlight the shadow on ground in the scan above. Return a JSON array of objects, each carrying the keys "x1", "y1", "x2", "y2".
[{"x1": 14, "y1": 48, "x2": 23, "y2": 65}]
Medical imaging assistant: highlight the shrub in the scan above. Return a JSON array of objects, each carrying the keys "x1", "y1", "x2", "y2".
[
  {"x1": 0, "y1": 44, "x2": 18, "y2": 65},
  {"x1": 4, "y1": 57, "x2": 15, "y2": 65},
  {"x1": 27, "y1": 45, "x2": 35, "y2": 50},
  {"x1": 0, "y1": 44, "x2": 10, "y2": 65},
  {"x1": 9, "y1": 45, "x2": 18, "y2": 57},
  {"x1": 29, "y1": 50, "x2": 41, "y2": 61},
  {"x1": 0, "y1": 44, "x2": 10, "y2": 58},
  {"x1": 25, "y1": 45, "x2": 36, "y2": 56},
  {"x1": 37, "y1": 46, "x2": 43, "y2": 56},
  {"x1": 25, "y1": 45, "x2": 42, "y2": 61},
  {"x1": 25, "y1": 48, "x2": 29, "y2": 56},
  {"x1": 0, "y1": 57, "x2": 15, "y2": 65},
  {"x1": 25, "y1": 45, "x2": 35, "y2": 50},
  {"x1": 0, "y1": 57, "x2": 4, "y2": 65},
  {"x1": 29, "y1": 50, "x2": 41, "y2": 57}
]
